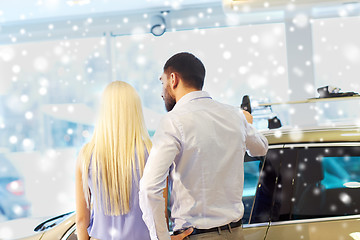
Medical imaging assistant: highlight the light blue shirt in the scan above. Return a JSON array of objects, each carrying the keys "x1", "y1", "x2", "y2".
[
  {"x1": 88, "y1": 151, "x2": 151, "y2": 240},
  {"x1": 139, "y1": 91, "x2": 268, "y2": 240}
]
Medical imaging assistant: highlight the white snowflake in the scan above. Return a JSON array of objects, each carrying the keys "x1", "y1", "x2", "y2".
[
  {"x1": 23, "y1": 138, "x2": 35, "y2": 151},
  {"x1": 67, "y1": 128, "x2": 74, "y2": 135},
  {"x1": 223, "y1": 51, "x2": 231, "y2": 60},
  {"x1": 292, "y1": 14, "x2": 309, "y2": 28},
  {"x1": 343, "y1": 44, "x2": 360, "y2": 62},
  {"x1": 277, "y1": 66, "x2": 285, "y2": 75},
  {"x1": 274, "y1": 130, "x2": 282, "y2": 138},
  {"x1": 304, "y1": 83, "x2": 315, "y2": 94},
  {"x1": 330, "y1": 204, "x2": 337, "y2": 212},
  {"x1": 109, "y1": 227, "x2": 120, "y2": 237},
  {"x1": 82, "y1": 130, "x2": 90, "y2": 138},
  {"x1": 9, "y1": 136, "x2": 18, "y2": 144},
  {"x1": 39, "y1": 87, "x2": 47, "y2": 95},
  {"x1": 247, "y1": 75, "x2": 267, "y2": 89},
  {"x1": 137, "y1": 56, "x2": 146, "y2": 65},
  {"x1": 250, "y1": 35, "x2": 259, "y2": 44},
  {"x1": 339, "y1": 192, "x2": 351, "y2": 205},
  {"x1": 12, "y1": 65, "x2": 21, "y2": 74},
  {"x1": 12, "y1": 204, "x2": 24, "y2": 216},
  {"x1": 0, "y1": 226, "x2": 14, "y2": 239},
  {"x1": 20, "y1": 94, "x2": 29, "y2": 103},
  {"x1": 34, "y1": 57, "x2": 49, "y2": 72},
  {"x1": 25, "y1": 111, "x2": 33, "y2": 120}
]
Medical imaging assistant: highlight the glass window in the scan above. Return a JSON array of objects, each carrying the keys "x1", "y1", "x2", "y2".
[
  {"x1": 1, "y1": 21, "x2": 289, "y2": 223},
  {"x1": 268, "y1": 148, "x2": 297, "y2": 222},
  {"x1": 322, "y1": 156, "x2": 360, "y2": 189},
  {"x1": 67, "y1": 231, "x2": 77, "y2": 240},
  {"x1": 264, "y1": 148, "x2": 296, "y2": 222},
  {"x1": 250, "y1": 148, "x2": 282, "y2": 224},
  {"x1": 292, "y1": 146, "x2": 360, "y2": 220},
  {"x1": 64, "y1": 226, "x2": 77, "y2": 240},
  {"x1": 250, "y1": 148, "x2": 300, "y2": 223},
  {"x1": 0, "y1": 37, "x2": 109, "y2": 221},
  {"x1": 312, "y1": 17, "x2": 360, "y2": 125},
  {"x1": 312, "y1": 17, "x2": 360, "y2": 94},
  {"x1": 113, "y1": 23, "x2": 289, "y2": 130},
  {"x1": 242, "y1": 154, "x2": 264, "y2": 224}
]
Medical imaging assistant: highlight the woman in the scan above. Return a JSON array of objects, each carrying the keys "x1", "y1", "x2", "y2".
[{"x1": 75, "y1": 81, "x2": 152, "y2": 240}]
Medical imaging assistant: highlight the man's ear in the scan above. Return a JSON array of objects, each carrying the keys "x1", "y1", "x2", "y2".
[{"x1": 169, "y1": 72, "x2": 179, "y2": 90}]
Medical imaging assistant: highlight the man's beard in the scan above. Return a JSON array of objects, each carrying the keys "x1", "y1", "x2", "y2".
[{"x1": 164, "y1": 86, "x2": 176, "y2": 112}]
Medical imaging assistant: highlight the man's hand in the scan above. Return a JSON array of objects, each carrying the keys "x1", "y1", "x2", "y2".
[
  {"x1": 242, "y1": 110, "x2": 253, "y2": 124},
  {"x1": 171, "y1": 228, "x2": 193, "y2": 240}
]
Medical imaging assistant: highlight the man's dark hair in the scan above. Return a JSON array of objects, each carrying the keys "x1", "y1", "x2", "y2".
[{"x1": 164, "y1": 52, "x2": 205, "y2": 90}]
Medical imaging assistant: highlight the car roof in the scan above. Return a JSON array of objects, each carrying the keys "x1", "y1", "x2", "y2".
[{"x1": 261, "y1": 124, "x2": 360, "y2": 145}]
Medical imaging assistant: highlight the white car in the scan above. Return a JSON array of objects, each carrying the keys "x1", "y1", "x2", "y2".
[{"x1": 2, "y1": 124, "x2": 360, "y2": 240}]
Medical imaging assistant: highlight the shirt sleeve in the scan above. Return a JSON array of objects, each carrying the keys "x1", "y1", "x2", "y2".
[
  {"x1": 139, "y1": 115, "x2": 182, "y2": 240},
  {"x1": 241, "y1": 111, "x2": 269, "y2": 157}
]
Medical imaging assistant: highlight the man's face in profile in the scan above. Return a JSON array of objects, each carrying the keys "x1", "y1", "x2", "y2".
[{"x1": 160, "y1": 72, "x2": 176, "y2": 112}]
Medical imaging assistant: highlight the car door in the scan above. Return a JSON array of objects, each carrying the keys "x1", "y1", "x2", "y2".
[
  {"x1": 265, "y1": 143, "x2": 360, "y2": 240},
  {"x1": 242, "y1": 153, "x2": 268, "y2": 240},
  {"x1": 242, "y1": 147, "x2": 294, "y2": 240}
]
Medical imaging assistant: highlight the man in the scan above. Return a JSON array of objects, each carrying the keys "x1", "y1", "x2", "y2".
[{"x1": 139, "y1": 52, "x2": 268, "y2": 240}]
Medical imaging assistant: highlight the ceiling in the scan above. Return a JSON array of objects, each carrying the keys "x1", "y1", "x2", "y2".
[
  {"x1": 1, "y1": 0, "x2": 359, "y2": 25},
  {"x1": 0, "y1": 0, "x2": 220, "y2": 23}
]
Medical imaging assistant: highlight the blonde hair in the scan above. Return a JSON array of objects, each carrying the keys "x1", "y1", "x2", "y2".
[{"x1": 79, "y1": 81, "x2": 152, "y2": 215}]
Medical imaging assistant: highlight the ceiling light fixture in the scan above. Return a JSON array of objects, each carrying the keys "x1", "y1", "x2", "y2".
[
  {"x1": 66, "y1": 0, "x2": 91, "y2": 6},
  {"x1": 150, "y1": 15, "x2": 166, "y2": 36}
]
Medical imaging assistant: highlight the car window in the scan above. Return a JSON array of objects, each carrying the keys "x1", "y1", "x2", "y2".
[
  {"x1": 250, "y1": 148, "x2": 284, "y2": 224},
  {"x1": 242, "y1": 154, "x2": 264, "y2": 224},
  {"x1": 65, "y1": 229, "x2": 77, "y2": 240},
  {"x1": 322, "y1": 156, "x2": 360, "y2": 189},
  {"x1": 269, "y1": 148, "x2": 297, "y2": 222},
  {"x1": 61, "y1": 224, "x2": 77, "y2": 240},
  {"x1": 292, "y1": 146, "x2": 360, "y2": 220}
]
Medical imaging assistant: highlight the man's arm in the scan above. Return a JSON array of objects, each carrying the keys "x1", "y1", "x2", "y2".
[
  {"x1": 139, "y1": 116, "x2": 182, "y2": 240},
  {"x1": 242, "y1": 111, "x2": 268, "y2": 157},
  {"x1": 164, "y1": 178, "x2": 169, "y2": 230}
]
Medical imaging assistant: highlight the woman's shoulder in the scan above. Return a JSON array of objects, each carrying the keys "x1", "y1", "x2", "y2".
[{"x1": 76, "y1": 143, "x2": 93, "y2": 167}]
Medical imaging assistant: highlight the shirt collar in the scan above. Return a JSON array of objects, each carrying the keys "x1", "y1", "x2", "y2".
[{"x1": 172, "y1": 91, "x2": 212, "y2": 110}]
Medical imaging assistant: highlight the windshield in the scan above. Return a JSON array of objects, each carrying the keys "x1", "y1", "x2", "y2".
[{"x1": 34, "y1": 211, "x2": 74, "y2": 232}]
